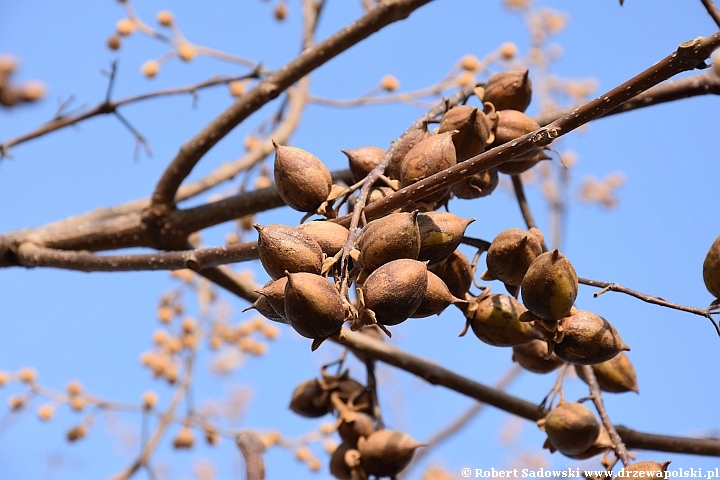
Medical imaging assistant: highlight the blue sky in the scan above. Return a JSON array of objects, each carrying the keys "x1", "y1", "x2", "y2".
[{"x1": 1, "y1": 1, "x2": 719, "y2": 479}]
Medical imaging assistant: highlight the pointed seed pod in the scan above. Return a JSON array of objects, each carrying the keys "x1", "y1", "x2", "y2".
[
  {"x1": 553, "y1": 310, "x2": 629, "y2": 365},
  {"x1": 357, "y1": 430, "x2": 424, "y2": 477},
  {"x1": 497, "y1": 148, "x2": 551, "y2": 175},
  {"x1": 438, "y1": 105, "x2": 490, "y2": 161},
  {"x1": 255, "y1": 224, "x2": 323, "y2": 280},
  {"x1": 297, "y1": 221, "x2": 350, "y2": 258},
  {"x1": 343, "y1": 146, "x2": 385, "y2": 183},
  {"x1": 512, "y1": 339, "x2": 564, "y2": 374},
  {"x1": 386, "y1": 128, "x2": 431, "y2": 180},
  {"x1": 575, "y1": 351, "x2": 639, "y2": 393},
  {"x1": 702, "y1": 234, "x2": 720, "y2": 298},
  {"x1": 468, "y1": 294, "x2": 541, "y2": 346},
  {"x1": 400, "y1": 132, "x2": 457, "y2": 203},
  {"x1": 244, "y1": 293, "x2": 287, "y2": 324},
  {"x1": 487, "y1": 228, "x2": 544, "y2": 287},
  {"x1": 429, "y1": 249, "x2": 473, "y2": 301},
  {"x1": 254, "y1": 277, "x2": 288, "y2": 319},
  {"x1": 618, "y1": 462, "x2": 671, "y2": 476},
  {"x1": 521, "y1": 249, "x2": 578, "y2": 321},
  {"x1": 359, "y1": 259, "x2": 428, "y2": 326},
  {"x1": 561, "y1": 425, "x2": 614, "y2": 460},
  {"x1": 483, "y1": 70, "x2": 533, "y2": 112},
  {"x1": 338, "y1": 411, "x2": 376, "y2": 446},
  {"x1": 541, "y1": 402, "x2": 600, "y2": 456},
  {"x1": 289, "y1": 379, "x2": 329, "y2": 417},
  {"x1": 329, "y1": 443, "x2": 358, "y2": 480},
  {"x1": 451, "y1": 168, "x2": 499, "y2": 199},
  {"x1": 417, "y1": 212, "x2": 475, "y2": 265},
  {"x1": 356, "y1": 212, "x2": 420, "y2": 272},
  {"x1": 491, "y1": 109, "x2": 541, "y2": 147},
  {"x1": 284, "y1": 273, "x2": 345, "y2": 339},
  {"x1": 273, "y1": 142, "x2": 332, "y2": 212},
  {"x1": 411, "y1": 271, "x2": 467, "y2": 318}
]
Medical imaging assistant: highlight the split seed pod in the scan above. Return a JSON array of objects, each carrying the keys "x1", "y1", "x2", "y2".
[
  {"x1": 540, "y1": 402, "x2": 600, "y2": 457},
  {"x1": 438, "y1": 105, "x2": 491, "y2": 161},
  {"x1": 356, "y1": 212, "x2": 420, "y2": 272},
  {"x1": 329, "y1": 443, "x2": 361, "y2": 480},
  {"x1": 553, "y1": 310, "x2": 630, "y2": 365},
  {"x1": 255, "y1": 224, "x2": 323, "y2": 280},
  {"x1": 521, "y1": 249, "x2": 578, "y2": 321},
  {"x1": 512, "y1": 339, "x2": 564, "y2": 374},
  {"x1": 618, "y1": 462, "x2": 671, "y2": 476},
  {"x1": 357, "y1": 430, "x2": 424, "y2": 477},
  {"x1": 284, "y1": 272, "x2": 345, "y2": 340},
  {"x1": 386, "y1": 128, "x2": 431, "y2": 181},
  {"x1": 466, "y1": 294, "x2": 541, "y2": 347},
  {"x1": 429, "y1": 250, "x2": 474, "y2": 300},
  {"x1": 561, "y1": 425, "x2": 614, "y2": 460},
  {"x1": 574, "y1": 351, "x2": 639, "y2": 393},
  {"x1": 255, "y1": 277, "x2": 289, "y2": 320},
  {"x1": 359, "y1": 259, "x2": 428, "y2": 327},
  {"x1": 343, "y1": 146, "x2": 385, "y2": 184},
  {"x1": 297, "y1": 221, "x2": 350, "y2": 258},
  {"x1": 483, "y1": 70, "x2": 533, "y2": 112},
  {"x1": 289, "y1": 379, "x2": 329, "y2": 417},
  {"x1": 490, "y1": 110, "x2": 541, "y2": 147},
  {"x1": 400, "y1": 132, "x2": 457, "y2": 203},
  {"x1": 417, "y1": 212, "x2": 475, "y2": 265},
  {"x1": 487, "y1": 228, "x2": 544, "y2": 287},
  {"x1": 273, "y1": 142, "x2": 332, "y2": 212},
  {"x1": 451, "y1": 168, "x2": 499, "y2": 199},
  {"x1": 703, "y1": 234, "x2": 720, "y2": 298},
  {"x1": 411, "y1": 271, "x2": 467, "y2": 318},
  {"x1": 338, "y1": 411, "x2": 376, "y2": 446}
]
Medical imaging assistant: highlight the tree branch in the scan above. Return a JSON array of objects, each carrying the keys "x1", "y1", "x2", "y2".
[
  {"x1": 340, "y1": 329, "x2": 720, "y2": 457},
  {"x1": 700, "y1": 0, "x2": 720, "y2": 29},
  {"x1": 150, "y1": 0, "x2": 436, "y2": 209}
]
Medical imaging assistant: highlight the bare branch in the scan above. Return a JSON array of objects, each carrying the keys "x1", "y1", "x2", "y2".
[
  {"x1": 340, "y1": 329, "x2": 720, "y2": 457},
  {"x1": 150, "y1": 0, "x2": 437, "y2": 209},
  {"x1": 700, "y1": 0, "x2": 720, "y2": 28}
]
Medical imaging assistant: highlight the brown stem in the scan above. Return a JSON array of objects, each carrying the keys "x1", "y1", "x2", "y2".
[
  {"x1": 580, "y1": 365, "x2": 631, "y2": 466},
  {"x1": 150, "y1": 0, "x2": 436, "y2": 209},
  {"x1": 340, "y1": 328, "x2": 720, "y2": 456},
  {"x1": 701, "y1": 0, "x2": 720, "y2": 28},
  {"x1": 364, "y1": 358, "x2": 384, "y2": 430},
  {"x1": 334, "y1": 34, "x2": 720, "y2": 224},
  {"x1": 510, "y1": 174, "x2": 550, "y2": 253}
]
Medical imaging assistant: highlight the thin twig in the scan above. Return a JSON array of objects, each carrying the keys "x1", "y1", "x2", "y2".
[
  {"x1": 578, "y1": 276, "x2": 720, "y2": 335},
  {"x1": 700, "y1": 0, "x2": 720, "y2": 28},
  {"x1": 510, "y1": 174, "x2": 549, "y2": 252},
  {"x1": 340, "y1": 328, "x2": 720, "y2": 456},
  {"x1": 580, "y1": 365, "x2": 631, "y2": 466}
]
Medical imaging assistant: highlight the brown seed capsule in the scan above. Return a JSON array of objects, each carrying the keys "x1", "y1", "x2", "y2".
[
  {"x1": 575, "y1": 351, "x2": 639, "y2": 393},
  {"x1": 338, "y1": 411, "x2": 376, "y2": 446},
  {"x1": 254, "y1": 278, "x2": 289, "y2": 320},
  {"x1": 343, "y1": 146, "x2": 385, "y2": 183},
  {"x1": 438, "y1": 105, "x2": 493, "y2": 162},
  {"x1": 491, "y1": 110, "x2": 541, "y2": 147},
  {"x1": 356, "y1": 212, "x2": 420, "y2": 272},
  {"x1": 273, "y1": 142, "x2": 332, "y2": 212},
  {"x1": 521, "y1": 249, "x2": 578, "y2": 321},
  {"x1": 429, "y1": 250, "x2": 473, "y2": 300},
  {"x1": 703, "y1": 234, "x2": 720, "y2": 299},
  {"x1": 290, "y1": 379, "x2": 329, "y2": 417},
  {"x1": 618, "y1": 461, "x2": 671, "y2": 476},
  {"x1": 467, "y1": 294, "x2": 541, "y2": 346},
  {"x1": 329, "y1": 443, "x2": 359, "y2": 480},
  {"x1": 487, "y1": 228, "x2": 544, "y2": 287},
  {"x1": 244, "y1": 293, "x2": 287, "y2": 324},
  {"x1": 540, "y1": 402, "x2": 600, "y2": 457},
  {"x1": 418, "y1": 212, "x2": 475, "y2": 265},
  {"x1": 357, "y1": 430, "x2": 423, "y2": 477},
  {"x1": 411, "y1": 271, "x2": 467, "y2": 318},
  {"x1": 553, "y1": 310, "x2": 630, "y2": 365},
  {"x1": 387, "y1": 128, "x2": 431, "y2": 181},
  {"x1": 497, "y1": 148, "x2": 551, "y2": 175},
  {"x1": 400, "y1": 132, "x2": 457, "y2": 203},
  {"x1": 284, "y1": 273, "x2": 345, "y2": 339},
  {"x1": 255, "y1": 224, "x2": 323, "y2": 280},
  {"x1": 297, "y1": 221, "x2": 350, "y2": 258},
  {"x1": 512, "y1": 339, "x2": 564, "y2": 374},
  {"x1": 359, "y1": 259, "x2": 428, "y2": 326},
  {"x1": 483, "y1": 70, "x2": 533, "y2": 112},
  {"x1": 559, "y1": 424, "x2": 614, "y2": 460},
  {"x1": 451, "y1": 168, "x2": 499, "y2": 199}
]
